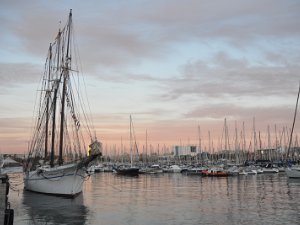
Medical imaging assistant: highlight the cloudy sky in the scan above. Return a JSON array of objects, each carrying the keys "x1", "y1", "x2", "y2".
[{"x1": 1, "y1": 0, "x2": 300, "y2": 154}]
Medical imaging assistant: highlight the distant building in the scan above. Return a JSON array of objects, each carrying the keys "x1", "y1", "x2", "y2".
[
  {"x1": 172, "y1": 145, "x2": 198, "y2": 157},
  {"x1": 255, "y1": 148, "x2": 277, "y2": 161}
]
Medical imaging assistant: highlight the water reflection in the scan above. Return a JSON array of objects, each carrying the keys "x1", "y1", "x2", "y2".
[
  {"x1": 287, "y1": 178, "x2": 300, "y2": 186},
  {"x1": 8, "y1": 172, "x2": 300, "y2": 225},
  {"x1": 22, "y1": 191, "x2": 88, "y2": 225}
]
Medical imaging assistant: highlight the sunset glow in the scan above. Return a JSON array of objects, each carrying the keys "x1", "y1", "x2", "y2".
[{"x1": 1, "y1": 0, "x2": 300, "y2": 154}]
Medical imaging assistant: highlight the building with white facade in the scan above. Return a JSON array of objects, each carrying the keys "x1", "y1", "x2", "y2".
[{"x1": 172, "y1": 145, "x2": 198, "y2": 157}]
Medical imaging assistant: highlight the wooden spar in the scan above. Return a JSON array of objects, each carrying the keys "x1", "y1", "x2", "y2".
[
  {"x1": 50, "y1": 81, "x2": 58, "y2": 167},
  {"x1": 65, "y1": 9, "x2": 72, "y2": 62},
  {"x1": 58, "y1": 9, "x2": 72, "y2": 166},
  {"x1": 45, "y1": 43, "x2": 52, "y2": 159},
  {"x1": 58, "y1": 74, "x2": 67, "y2": 165}
]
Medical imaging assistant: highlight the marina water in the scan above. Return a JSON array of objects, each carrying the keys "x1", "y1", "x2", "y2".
[{"x1": 8, "y1": 172, "x2": 300, "y2": 225}]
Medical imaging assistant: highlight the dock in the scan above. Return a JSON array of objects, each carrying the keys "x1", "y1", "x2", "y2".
[{"x1": 0, "y1": 174, "x2": 13, "y2": 225}]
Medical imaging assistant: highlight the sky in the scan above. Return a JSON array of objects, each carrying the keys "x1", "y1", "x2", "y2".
[{"x1": 0, "y1": 0, "x2": 300, "y2": 154}]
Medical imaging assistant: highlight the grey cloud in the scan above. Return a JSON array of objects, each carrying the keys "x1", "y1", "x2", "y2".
[
  {"x1": 161, "y1": 51, "x2": 300, "y2": 100},
  {"x1": 185, "y1": 103, "x2": 293, "y2": 122},
  {"x1": 2, "y1": 0, "x2": 299, "y2": 71},
  {"x1": 0, "y1": 63, "x2": 40, "y2": 87},
  {"x1": 91, "y1": 71, "x2": 163, "y2": 84},
  {"x1": 1, "y1": 0, "x2": 299, "y2": 79},
  {"x1": 134, "y1": 1, "x2": 300, "y2": 42}
]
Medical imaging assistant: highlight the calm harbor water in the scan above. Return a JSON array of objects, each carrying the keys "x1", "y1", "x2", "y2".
[{"x1": 7, "y1": 172, "x2": 300, "y2": 225}]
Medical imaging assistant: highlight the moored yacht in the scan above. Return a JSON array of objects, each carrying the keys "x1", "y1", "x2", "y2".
[
  {"x1": 285, "y1": 166, "x2": 300, "y2": 179},
  {"x1": 202, "y1": 167, "x2": 229, "y2": 177},
  {"x1": 163, "y1": 165, "x2": 182, "y2": 173}
]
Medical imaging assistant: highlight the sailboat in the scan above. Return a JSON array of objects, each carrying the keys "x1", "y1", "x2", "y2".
[
  {"x1": 285, "y1": 83, "x2": 300, "y2": 179},
  {"x1": 113, "y1": 115, "x2": 139, "y2": 176},
  {"x1": 24, "y1": 10, "x2": 102, "y2": 197}
]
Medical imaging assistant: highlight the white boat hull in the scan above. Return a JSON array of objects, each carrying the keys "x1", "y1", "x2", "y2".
[
  {"x1": 262, "y1": 168, "x2": 279, "y2": 173},
  {"x1": 169, "y1": 165, "x2": 182, "y2": 173},
  {"x1": 239, "y1": 170, "x2": 248, "y2": 175},
  {"x1": 247, "y1": 170, "x2": 257, "y2": 175},
  {"x1": 24, "y1": 164, "x2": 87, "y2": 197},
  {"x1": 286, "y1": 167, "x2": 300, "y2": 179},
  {"x1": 0, "y1": 166, "x2": 23, "y2": 174}
]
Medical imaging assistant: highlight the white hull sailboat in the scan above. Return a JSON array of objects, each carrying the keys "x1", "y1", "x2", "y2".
[
  {"x1": 285, "y1": 166, "x2": 300, "y2": 179},
  {"x1": 24, "y1": 164, "x2": 85, "y2": 196},
  {"x1": 24, "y1": 10, "x2": 101, "y2": 197},
  {"x1": 24, "y1": 149, "x2": 100, "y2": 197}
]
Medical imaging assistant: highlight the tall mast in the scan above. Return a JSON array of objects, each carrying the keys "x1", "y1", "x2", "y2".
[
  {"x1": 45, "y1": 43, "x2": 52, "y2": 159},
  {"x1": 58, "y1": 70, "x2": 67, "y2": 165},
  {"x1": 223, "y1": 118, "x2": 228, "y2": 150},
  {"x1": 253, "y1": 117, "x2": 257, "y2": 161},
  {"x1": 50, "y1": 81, "x2": 59, "y2": 167},
  {"x1": 259, "y1": 131, "x2": 262, "y2": 151},
  {"x1": 146, "y1": 129, "x2": 148, "y2": 164},
  {"x1": 208, "y1": 130, "x2": 211, "y2": 161},
  {"x1": 50, "y1": 22, "x2": 62, "y2": 167},
  {"x1": 198, "y1": 125, "x2": 201, "y2": 163},
  {"x1": 267, "y1": 125, "x2": 271, "y2": 161},
  {"x1": 130, "y1": 115, "x2": 133, "y2": 167},
  {"x1": 58, "y1": 9, "x2": 72, "y2": 166},
  {"x1": 275, "y1": 124, "x2": 278, "y2": 159},
  {"x1": 242, "y1": 121, "x2": 246, "y2": 163},
  {"x1": 286, "y1": 83, "x2": 300, "y2": 160},
  {"x1": 235, "y1": 121, "x2": 238, "y2": 164}
]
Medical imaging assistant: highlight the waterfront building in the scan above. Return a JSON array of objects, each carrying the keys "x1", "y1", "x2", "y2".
[{"x1": 172, "y1": 145, "x2": 198, "y2": 157}]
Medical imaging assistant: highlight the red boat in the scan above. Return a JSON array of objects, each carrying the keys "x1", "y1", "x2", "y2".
[{"x1": 202, "y1": 168, "x2": 229, "y2": 177}]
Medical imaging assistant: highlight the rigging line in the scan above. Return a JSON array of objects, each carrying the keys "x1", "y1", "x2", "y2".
[
  {"x1": 130, "y1": 117, "x2": 139, "y2": 156},
  {"x1": 29, "y1": 17, "x2": 61, "y2": 148},
  {"x1": 29, "y1": 46, "x2": 59, "y2": 157},
  {"x1": 63, "y1": 22, "x2": 93, "y2": 141},
  {"x1": 65, "y1": 100, "x2": 84, "y2": 157},
  {"x1": 68, "y1": 77, "x2": 93, "y2": 140},
  {"x1": 66, "y1": 112, "x2": 83, "y2": 159},
  {"x1": 69, "y1": 121, "x2": 80, "y2": 157},
  {"x1": 29, "y1": 113, "x2": 46, "y2": 155},
  {"x1": 31, "y1": 91, "x2": 57, "y2": 156},
  {"x1": 78, "y1": 125, "x2": 88, "y2": 154},
  {"x1": 67, "y1": 80, "x2": 81, "y2": 131},
  {"x1": 72, "y1": 25, "x2": 96, "y2": 135},
  {"x1": 66, "y1": 111, "x2": 78, "y2": 153},
  {"x1": 29, "y1": 70, "x2": 45, "y2": 152},
  {"x1": 61, "y1": 115, "x2": 71, "y2": 159}
]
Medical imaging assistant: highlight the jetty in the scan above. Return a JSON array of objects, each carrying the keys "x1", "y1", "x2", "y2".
[{"x1": 0, "y1": 174, "x2": 13, "y2": 225}]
